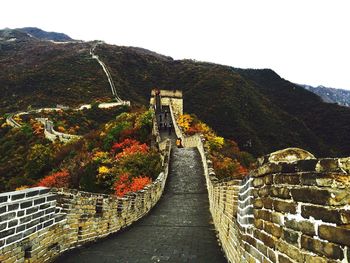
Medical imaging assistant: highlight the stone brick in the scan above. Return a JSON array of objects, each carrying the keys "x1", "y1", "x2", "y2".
[
  {"x1": 284, "y1": 218, "x2": 315, "y2": 236},
  {"x1": 253, "y1": 199, "x2": 263, "y2": 209},
  {"x1": 0, "y1": 222, "x2": 7, "y2": 231},
  {"x1": 264, "y1": 175, "x2": 273, "y2": 185},
  {"x1": 34, "y1": 197, "x2": 46, "y2": 205},
  {"x1": 26, "y1": 190, "x2": 39, "y2": 197},
  {"x1": 274, "y1": 174, "x2": 300, "y2": 185},
  {"x1": 7, "y1": 204, "x2": 19, "y2": 211},
  {"x1": 11, "y1": 193, "x2": 25, "y2": 201},
  {"x1": 43, "y1": 219, "x2": 54, "y2": 227},
  {"x1": 253, "y1": 177, "x2": 265, "y2": 187},
  {"x1": 16, "y1": 225, "x2": 25, "y2": 233},
  {"x1": 256, "y1": 241, "x2": 268, "y2": 257},
  {"x1": 267, "y1": 248, "x2": 276, "y2": 263},
  {"x1": 254, "y1": 209, "x2": 272, "y2": 221},
  {"x1": 26, "y1": 219, "x2": 40, "y2": 229},
  {"x1": 301, "y1": 205, "x2": 341, "y2": 224},
  {"x1": 39, "y1": 203, "x2": 51, "y2": 210},
  {"x1": 271, "y1": 212, "x2": 284, "y2": 225},
  {"x1": 0, "y1": 212, "x2": 16, "y2": 222},
  {"x1": 17, "y1": 210, "x2": 24, "y2": 217},
  {"x1": 8, "y1": 219, "x2": 18, "y2": 228},
  {"x1": 0, "y1": 228, "x2": 15, "y2": 238},
  {"x1": 0, "y1": 205, "x2": 7, "y2": 214},
  {"x1": 254, "y1": 218, "x2": 264, "y2": 230},
  {"x1": 0, "y1": 196, "x2": 8, "y2": 203},
  {"x1": 276, "y1": 240, "x2": 304, "y2": 262},
  {"x1": 26, "y1": 206, "x2": 39, "y2": 215},
  {"x1": 278, "y1": 254, "x2": 294, "y2": 263},
  {"x1": 23, "y1": 227, "x2": 36, "y2": 238},
  {"x1": 296, "y1": 160, "x2": 318, "y2": 172},
  {"x1": 20, "y1": 201, "x2": 32, "y2": 209},
  {"x1": 319, "y1": 225, "x2": 350, "y2": 247},
  {"x1": 270, "y1": 187, "x2": 291, "y2": 199},
  {"x1": 258, "y1": 186, "x2": 271, "y2": 197},
  {"x1": 264, "y1": 221, "x2": 282, "y2": 238},
  {"x1": 273, "y1": 200, "x2": 296, "y2": 214},
  {"x1": 254, "y1": 229, "x2": 276, "y2": 248},
  {"x1": 291, "y1": 188, "x2": 330, "y2": 205},
  {"x1": 6, "y1": 233, "x2": 23, "y2": 245},
  {"x1": 47, "y1": 195, "x2": 57, "y2": 202},
  {"x1": 301, "y1": 234, "x2": 343, "y2": 260},
  {"x1": 281, "y1": 228, "x2": 299, "y2": 246},
  {"x1": 341, "y1": 210, "x2": 350, "y2": 224},
  {"x1": 20, "y1": 215, "x2": 32, "y2": 224},
  {"x1": 39, "y1": 188, "x2": 50, "y2": 195}
]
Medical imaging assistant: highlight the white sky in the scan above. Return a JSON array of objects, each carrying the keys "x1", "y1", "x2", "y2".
[{"x1": 2, "y1": 0, "x2": 350, "y2": 90}]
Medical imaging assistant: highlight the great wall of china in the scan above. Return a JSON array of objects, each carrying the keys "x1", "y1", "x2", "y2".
[{"x1": 0, "y1": 90, "x2": 349, "y2": 262}]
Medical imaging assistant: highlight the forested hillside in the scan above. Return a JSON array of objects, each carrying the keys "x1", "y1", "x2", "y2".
[{"x1": 1, "y1": 28, "x2": 350, "y2": 157}]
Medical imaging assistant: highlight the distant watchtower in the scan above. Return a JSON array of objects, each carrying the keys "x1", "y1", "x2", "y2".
[{"x1": 150, "y1": 89, "x2": 183, "y2": 116}]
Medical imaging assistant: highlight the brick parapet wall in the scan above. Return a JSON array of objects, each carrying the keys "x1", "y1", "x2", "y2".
[
  {"x1": 0, "y1": 140, "x2": 172, "y2": 263},
  {"x1": 197, "y1": 137, "x2": 350, "y2": 262}
]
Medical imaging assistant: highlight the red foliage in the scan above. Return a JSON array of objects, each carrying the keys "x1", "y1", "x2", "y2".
[
  {"x1": 114, "y1": 173, "x2": 152, "y2": 197},
  {"x1": 37, "y1": 170, "x2": 70, "y2": 188},
  {"x1": 112, "y1": 138, "x2": 140, "y2": 153},
  {"x1": 112, "y1": 138, "x2": 149, "y2": 160}
]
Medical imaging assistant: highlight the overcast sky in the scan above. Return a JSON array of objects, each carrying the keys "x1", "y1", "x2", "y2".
[{"x1": 2, "y1": 0, "x2": 350, "y2": 90}]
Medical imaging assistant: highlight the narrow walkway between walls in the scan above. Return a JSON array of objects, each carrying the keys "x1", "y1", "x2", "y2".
[{"x1": 55, "y1": 147, "x2": 226, "y2": 263}]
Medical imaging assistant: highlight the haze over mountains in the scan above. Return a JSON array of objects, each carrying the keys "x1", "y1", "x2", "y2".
[
  {"x1": 1, "y1": 27, "x2": 350, "y2": 157},
  {"x1": 300, "y1": 84, "x2": 350, "y2": 107}
]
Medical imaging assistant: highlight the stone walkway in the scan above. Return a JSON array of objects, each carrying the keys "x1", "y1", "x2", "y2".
[{"x1": 55, "y1": 147, "x2": 226, "y2": 263}]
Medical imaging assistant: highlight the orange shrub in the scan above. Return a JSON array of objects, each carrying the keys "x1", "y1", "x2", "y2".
[
  {"x1": 37, "y1": 170, "x2": 70, "y2": 188},
  {"x1": 114, "y1": 173, "x2": 152, "y2": 197}
]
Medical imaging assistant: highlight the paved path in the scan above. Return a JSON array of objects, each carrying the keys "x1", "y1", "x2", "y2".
[{"x1": 55, "y1": 147, "x2": 226, "y2": 263}]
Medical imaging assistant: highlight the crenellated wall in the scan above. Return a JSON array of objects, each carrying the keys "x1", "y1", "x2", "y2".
[{"x1": 0, "y1": 139, "x2": 171, "y2": 263}]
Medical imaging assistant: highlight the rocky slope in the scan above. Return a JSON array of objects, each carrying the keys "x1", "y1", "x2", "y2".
[{"x1": 301, "y1": 84, "x2": 350, "y2": 107}]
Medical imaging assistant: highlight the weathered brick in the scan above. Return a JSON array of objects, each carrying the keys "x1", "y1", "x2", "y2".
[
  {"x1": 26, "y1": 190, "x2": 39, "y2": 197},
  {"x1": 273, "y1": 200, "x2": 296, "y2": 214},
  {"x1": 8, "y1": 219, "x2": 18, "y2": 228},
  {"x1": 301, "y1": 205, "x2": 341, "y2": 224},
  {"x1": 319, "y1": 225, "x2": 350, "y2": 247},
  {"x1": 6, "y1": 233, "x2": 23, "y2": 244},
  {"x1": 258, "y1": 186, "x2": 271, "y2": 197},
  {"x1": 264, "y1": 174, "x2": 273, "y2": 185},
  {"x1": 7, "y1": 204, "x2": 19, "y2": 211},
  {"x1": 254, "y1": 218, "x2": 264, "y2": 230},
  {"x1": 253, "y1": 177, "x2": 265, "y2": 187},
  {"x1": 34, "y1": 197, "x2": 46, "y2": 205},
  {"x1": 20, "y1": 201, "x2": 32, "y2": 209},
  {"x1": 254, "y1": 209, "x2": 272, "y2": 221},
  {"x1": 274, "y1": 174, "x2": 300, "y2": 185},
  {"x1": 262, "y1": 198, "x2": 273, "y2": 209},
  {"x1": 271, "y1": 212, "x2": 284, "y2": 225},
  {"x1": 39, "y1": 188, "x2": 50, "y2": 195},
  {"x1": 276, "y1": 240, "x2": 304, "y2": 262},
  {"x1": 301, "y1": 234, "x2": 343, "y2": 260},
  {"x1": 0, "y1": 212, "x2": 16, "y2": 222},
  {"x1": 0, "y1": 196, "x2": 8, "y2": 203},
  {"x1": 0, "y1": 222, "x2": 7, "y2": 231},
  {"x1": 341, "y1": 210, "x2": 350, "y2": 224},
  {"x1": 17, "y1": 210, "x2": 25, "y2": 217},
  {"x1": 256, "y1": 241, "x2": 268, "y2": 257},
  {"x1": 284, "y1": 218, "x2": 315, "y2": 236},
  {"x1": 11, "y1": 193, "x2": 25, "y2": 201},
  {"x1": 281, "y1": 228, "x2": 299, "y2": 246},
  {"x1": 270, "y1": 187, "x2": 291, "y2": 199},
  {"x1": 253, "y1": 199, "x2": 263, "y2": 209},
  {"x1": 16, "y1": 225, "x2": 25, "y2": 233},
  {"x1": 0, "y1": 228, "x2": 16, "y2": 238},
  {"x1": 254, "y1": 229, "x2": 276, "y2": 248},
  {"x1": 278, "y1": 254, "x2": 294, "y2": 263},
  {"x1": 267, "y1": 248, "x2": 277, "y2": 263},
  {"x1": 291, "y1": 188, "x2": 330, "y2": 205},
  {"x1": 43, "y1": 219, "x2": 54, "y2": 227},
  {"x1": 296, "y1": 160, "x2": 318, "y2": 172},
  {"x1": 264, "y1": 221, "x2": 282, "y2": 238}
]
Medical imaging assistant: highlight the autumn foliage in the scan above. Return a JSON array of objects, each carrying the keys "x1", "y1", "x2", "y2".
[
  {"x1": 114, "y1": 173, "x2": 152, "y2": 197},
  {"x1": 37, "y1": 170, "x2": 70, "y2": 188}
]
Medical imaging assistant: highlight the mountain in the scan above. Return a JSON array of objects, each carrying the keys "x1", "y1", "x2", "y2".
[
  {"x1": 300, "y1": 84, "x2": 350, "y2": 107},
  {"x1": 1, "y1": 28, "x2": 350, "y2": 157},
  {"x1": 17, "y1": 27, "x2": 74, "y2": 42}
]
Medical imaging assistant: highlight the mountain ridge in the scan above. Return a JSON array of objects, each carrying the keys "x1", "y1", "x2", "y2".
[{"x1": 1, "y1": 28, "x2": 349, "y2": 157}]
